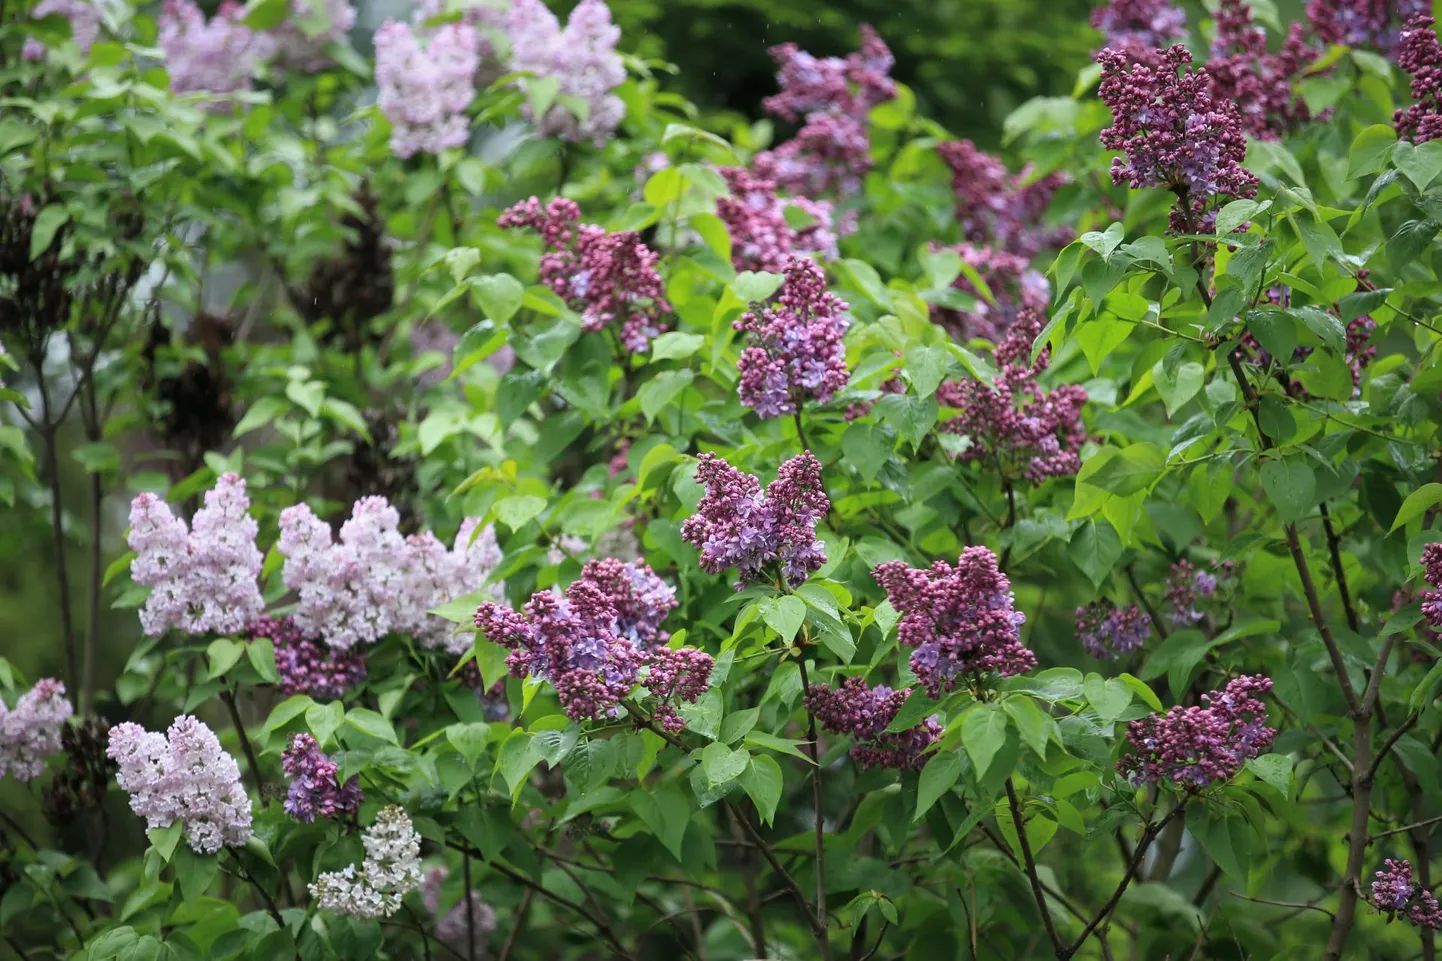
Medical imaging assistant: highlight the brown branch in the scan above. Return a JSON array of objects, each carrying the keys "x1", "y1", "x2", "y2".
[
  {"x1": 1229, "y1": 891, "x2": 1335, "y2": 922},
  {"x1": 1368, "y1": 811, "x2": 1442, "y2": 845},
  {"x1": 1063, "y1": 805, "x2": 1185, "y2": 958},
  {"x1": 221, "y1": 687, "x2": 265, "y2": 794},
  {"x1": 795, "y1": 653, "x2": 832, "y2": 961},
  {"x1": 1319, "y1": 503, "x2": 1359, "y2": 633},
  {"x1": 1005, "y1": 778, "x2": 1067, "y2": 958}
]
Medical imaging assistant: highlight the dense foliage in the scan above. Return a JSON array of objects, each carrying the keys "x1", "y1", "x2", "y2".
[{"x1": 7, "y1": 0, "x2": 1442, "y2": 959}]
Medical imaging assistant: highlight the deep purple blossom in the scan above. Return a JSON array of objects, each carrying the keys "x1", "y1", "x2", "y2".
[
  {"x1": 498, "y1": 197, "x2": 671, "y2": 352},
  {"x1": 937, "y1": 140, "x2": 1072, "y2": 258},
  {"x1": 246, "y1": 616, "x2": 367, "y2": 700},
  {"x1": 930, "y1": 242, "x2": 1051, "y2": 344},
  {"x1": 1309, "y1": 0, "x2": 1428, "y2": 58},
  {"x1": 873, "y1": 548, "x2": 1035, "y2": 698},
  {"x1": 1372, "y1": 858, "x2": 1442, "y2": 929},
  {"x1": 0, "y1": 679, "x2": 72, "y2": 782},
  {"x1": 1119, "y1": 674, "x2": 1274, "y2": 788},
  {"x1": 936, "y1": 309, "x2": 1088, "y2": 485},
  {"x1": 735, "y1": 256, "x2": 851, "y2": 418},
  {"x1": 577, "y1": 558, "x2": 677, "y2": 646},
  {"x1": 680, "y1": 451, "x2": 830, "y2": 588},
  {"x1": 1420, "y1": 542, "x2": 1442, "y2": 629},
  {"x1": 1075, "y1": 602, "x2": 1151, "y2": 659},
  {"x1": 1090, "y1": 0, "x2": 1187, "y2": 60},
  {"x1": 282, "y1": 733, "x2": 362, "y2": 823},
  {"x1": 805, "y1": 677, "x2": 940, "y2": 770},
  {"x1": 1165, "y1": 558, "x2": 1235, "y2": 626},
  {"x1": 716, "y1": 167, "x2": 839, "y2": 272},
  {"x1": 1207, "y1": 0, "x2": 1311, "y2": 141},
  {"x1": 1396, "y1": 16, "x2": 1442, "y2": 143},
  {"x1": 1097, "y1": 44, "x2": 1259, "y2": 233},
  {"x1": 644, "y1": 647, "x2": 715, "y2": 733}
]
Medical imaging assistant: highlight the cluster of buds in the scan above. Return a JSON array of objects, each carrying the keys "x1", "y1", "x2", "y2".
[
  {"x1": 734, "y1": 257, "x2": 851, "y2": 419},
  {"x1": 1119, "y1": 675, "x2": 1274, "y2": 788},
  {"x1": 1075, "y1": 602, "x2": 1151, "y2": 659},
  {"x1": 805, "y1": 677, "x2": 940, "y2": 770},
  {"x1": 1372, "y1": 858, "x2": 1442, "y2": 929}
]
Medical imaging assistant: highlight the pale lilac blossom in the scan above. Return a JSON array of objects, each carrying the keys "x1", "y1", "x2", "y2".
[
  {"x1": 507, "y1": 0, "x2": 626, "y2": 146},
  {"x1": 159, "y1": 0, "x2": 276, "y2": 111},
  {"x1": 374, "y1": 19, "x2": 481, "y2": 158},
  {"x1": 0, "y1": 679, "x2": 72, "y2": 782}
]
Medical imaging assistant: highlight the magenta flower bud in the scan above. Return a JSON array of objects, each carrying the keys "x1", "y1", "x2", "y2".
[
  {"x1": 1207, "y1": 0, "x2": 1310, "y2": 141},
  {"x1": 281, "y1": 733, "x2": 363, "y2": 823},
  {"x1": 1118, "y1": 675, "x2": 1275, "y2": 789},
  {"x1": 1309, "y1": 0, "x2": 1428, "y2": 59},
  {"x1": 1372, "y1": 858, "x2": 1442, "y2": 929},
  {"x1": 805, "y1": 677, "x2": 940, "y2": 770},
  {"x1": 1396, "y1": 16, "x2": 1442, "y2": 143},
  {"x1": 716, "y1": 168, "x2": 839, "y2": 273},
  {"x1": 734, "y1": 256, "x2": 851, "y2": 419}
]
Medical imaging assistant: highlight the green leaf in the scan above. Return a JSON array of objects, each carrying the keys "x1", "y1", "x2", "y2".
[
  {"x1": 147, "y1": 822, "x2": 183, "y2": 862},
  {"x1": 245, "y1": 638, "x2": 279, "y2": 684},
  {"x1": 446, "y1": 722, "x2": 491, "y2": 767},
  {"x1": 1245, "y1": 308, "x2": 1297, "y2": 363},
  {"x1": 1079, "y1": 222, "x2": 1124, "y2": 260},
  {"x1": 1391, "y1": 483, "x2": 1442, "y2": 532},
  {"x1": 345, "y1": 707, "x2": 399, "y2": 745},
  {"x1": 29, "y1": 205, "x2": 68, "y2": 259},
  {"x1": 497, "y1": 730, "x2": 540, "y2": 799},
  {"x1": 633, "y1": 786, "x2": 689, "y2": 860},
  {"x1": 701, "y1": 741, "x2": 749, "y2": 787},
  {"x1": 638, "y1": 369, "x2": 694, "y2": 423},
  {"x1": 643, "y1": 167, "x2": 688, "y2": 207},
  {"x1": 841, "y1": 422, "x2": 893, "y2": 483},
  {"x1": 1215, "y1": 199, "x2": 1269, "y2": 237},
  {"x1": 262, "y1": 694, "x2": 314, "y2": 735},
  {"x1": 1083, "y1": 673, "x2": 1133, "y2": 722},
  {"x1": 1087, "y1": 444, "x2": 1164, "y2": 496},
  {"x1": 719, "y1": 708, "x2": 760, "y2": 744},
  {"x1": 758, "y1": 596, "x2": 805, "y2": 644},
  {"x1": 738, "y1": 755, "x2": 783, "y2": 826},
  {"x1": 471, "y1": 273, "x2": 525, "y2": 324},
  {"x1": 241, "y1": 0, "x2": 289, "y2": 29},
  {"x1": 904, "y1": 345, "x2": 950, "y2": 398},
  {"x1": 961, "y1": 707, "x2": 1008, "y2": 781},
  {"x1": 71, "y1": 441, "x2": 119, "y2": 474},
  {"x1": 884, "y1": 688, "x2": 942, "y2": 733},
  {"x1": 1246, "y1": 753, "x2": 1293, "y2": 799},
  {"x1": 493, "y1": 494, "x2": 546, "y2": 532},
  {"x1": 172, "y1": 846, "x2": 218, "y2": 903},
  {"x1": 1068, "y1": 519, "x2": 1122, "y2": 588},
  {"x1": 206, "y1": 639, "x2": 244, "y2": 679},
  {"x1": 1348, "y1": 124, "x2": 1396, "y2": 179},
  {"x1": 650, "y1": 331, "x2": 704, "y2": 361},
  {"x1": 1260, "y1": 455, "x2": 1317, "y2": 524},
  {"x1": 732, "y1": 271, "x2": 783, "y2": 304},
  {"x1": 1118, "y1": 673, "x2": 1163, "y2": 712},
  {"x1": 1387, "y1": 219, "x2": 1439, "y2": 271},
  {"x1": 915, "y1": 751, "x2": 962, "y2": 820},
  {"x1": 1393, "y1": 139, "x2": 1442, "y2": 191},
  {"x1": 1152, "y1": 360, "x2": 1204, "y2": 418}
]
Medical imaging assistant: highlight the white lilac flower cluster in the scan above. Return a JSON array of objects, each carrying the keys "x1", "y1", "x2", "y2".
[{"x1": 309, "y1": 805, "x2": 423, "y2": 918}]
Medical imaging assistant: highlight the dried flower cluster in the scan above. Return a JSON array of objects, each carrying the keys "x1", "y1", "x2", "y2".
[
  {"x1": 499, "y1": 196, "x2": 671, "y2": 353},
  {"x1": 508, "y1": 0, "x2": 627, "y2": 145},
  {"x1": 128, "y1": 473, "x2": 265, "y2": 638},
  {"x1": 937, "y1": 140, "x2": 1071, "y2": 259},
  {"x1": 1075, "y1": 602, "x2": 1151, "y2": 659},
  {"x1": 1119, "y1": 674, "x2": 1274, "y2": 788},
  {"x1": 1396, "y1": 16, "x2": 1442, "y2": 143},
  {"x1": 734, "y1": 256, "x2": 851, "y2": 418},
  {"x1": 681, "y1": 451, "x2": 830, "y2": 588},
  {"x1": 106, "y1": 715, "x2": 252, "y2": 854},
  {"x1": 247, "y1": 616, "x2": 368, "y2": 700},
  {"x1": 1207, "y1": 0, "x2": 1310, "y2": 140},
  {"x1": 309, "y1": 805, "x2": 423, "y2": 918},
  {"x1": 717, "y1": 167, "x2": 839, "y2": 273},
  {"x1": 936, "y1": 309, "x2": 1088, "y2": 485},
  {"x1": 1372, "y1": 858, "x2": 1442, "y2": 929},
  {"x1": 282, "y1": 734, "x2": 363, "y2": 823},
  {"x1": 1165, "y1": 558, "x2": 1235, "y2": 626},
  {"x1": 874, "y1": 548, "x2": 1035, "y2": 698},
  {"x1": 0, "y1": 679, "x2": 72, "y2": 782},
  {"x1": 805, "y1": 677, "x2": 940, "y2": 770}
]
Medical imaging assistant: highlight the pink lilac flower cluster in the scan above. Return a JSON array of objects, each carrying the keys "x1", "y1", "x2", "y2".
[
  {"x1": 716, "y1": 167, "x2": 840, "y2": 273},
  {"x1": 281, "y1": 733, "x2": 362, "y2": 823},
  {"x1": 374, "y1": 20, "x2": 481, "y2": 158},
  {"x1": 507, "y1": 0, "x2": 626, "y2": 145},
  {"x1": 804, "y1": 677, "x2": 940, "y2": 770},
  {"x1": 734, "y1": 256, "x2": 851, "y2": 418},
  {"x1": 106, "y1": 715, "x2": 252, "y2": 854},
  {"x1": 1090, "y1": 0, "x2": 1187, "y2": 61},
  {"x1": 1096, "y1": 44, "x2": 1259, "y2": 233},
  {"x1": 270, "y1": 0, "x2": 356, "y2": 72},
  {"x1": 1396, "y1": 16, "x2": 1442, "y2": 143},
  {"x1": 937, "y1": 140, "x2": 1071, "y2": 258},
  {"x1": 1420, "y1": 542, "x2": 1442, "y2": 629},
  {"x1": 930, "y1": 242, "x2": 1051, "y2": 344},
  {"x1": 1207, "y1": 0, "x2": 1311, "y2": 141},
  {"x1": 498, "y1": 197, "x2": 671, "y2": 353},
  {"x1": 1372, "y1": 858, "x2": 1442, "y2": 929},
  {"x1": 644, "y1": 647, "x2": 714, "y2": 733},
  {"x1": 1119, "y1": 675, "x2": 1274, "y2": 788},
  {"x1": 0, "y1": 679, "x2": 72, "y2": 782},
  {"x1": 680, "y1": 451, "x2": 830, "y2": 588},
  {"x1": 246, "y1": 616, "x2": 367, "y2": 700},
  {"x1": 1165, "y1": 558, "x2": 1236, "y2": 626},
  {"x1": 159, "y1": 0, "x2": 276, "y2": 111},
  {"x1": 1308, "y1": 0, "x2": 1428, "y2": 58},
  {"x1": 128, "y1": 473, "x2": 265, "y2": 638},
  {"x1": 21, "y1": 0, "x2": 102, "y2": 62},
  {"x1": 936, "y1": 309, "x2": 1088, "y2": 485},
  {"x1": 873, "y1": 548, "x2": 1035, "y2": 698},
  {"x1": 575, "y1": 558, "x2": 677, "y2": 646},
  {"x1": 1075, "y1": 602, "x2": 1151, "y2": 659},
  {"x1": 405, "y1": 519, "x2": 505, "y2": 654},
  {"x1": 753, "y1": 25, "x2": 896, "y2": 199},
  {"x1": 421, "y1": 866, "x2": 499, "y2": 947}
]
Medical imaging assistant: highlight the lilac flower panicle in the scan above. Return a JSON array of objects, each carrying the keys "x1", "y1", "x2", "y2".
[
  {"x1": 106, "y1": 715, "x2": 252, "y2": 854},
  {"x1": 1090, "y1": 0, "x2": 1187, "y2": 59},
  {"x1": 282, "y1": 734, "x2": 363, "y2": 823},
  {"x1": 578, "y1": 558, "x2": 678, "y2": 646},
  {"x1": 309, "y1": 805, "x2": 422, "y2": 918},
  {"x1": 248, "y1": 616, "x2": 368, "y2": 699},
  {"x1": 374, "y1": 19, "x2": 480, "y2": 158},
  {"x1": 1075, "y1": 602, "x2": 1151, "y2": 659},
  {"x1": 734, "y1": 256, "x2": 850, "y2": 418},
  {"x1": 159, "y1": 0, "x2": 276, "y2": 111},
  {"x1": 645, "y1": 647, "x2": 714, "y2": 733},
  {"x1": 680, "y1": 451, "x2": 830, "y2": 588},
  {"x1": 1165, "y1": 558, "x2": 1236, "y2": 626},
  {"x1": 1118, "y1": 675, "x2": 1274, "y2": 788},
  {"x1": 128, "y1": 473, "x2": 265, "y2": 637},
  {"x1": 1372, "y1": 858, "x2": 1442, "y2": 929},
  {"x1": 1096, "y1": 43, "x2": 1259, "y2": 233},
  {"x1": 1396, "y1": 16, "x2": 1442, "y2": 143},
  {"x1": 507, "y1": 0, "x2": 626, "y2": 145},
  {"x1": 403, "y1": 520, "x2": 505, "y2": 654},
  {"x1": 805, "y1": 677, "x2": 940, "y2": 770},
  {"x1": 498, "y1": 197, "x2": 671, "y2": 352},
  {"x1": 0, "y1": 679, "x2": 73, "y2": 782},
  {"x1": 22, "y1": 0, "x2": 102, "y2": 62},
  {"x1": 1207, "y1": 0, "x2": 1310, "y2": 140},
  {"x1": 421, "y1": 866, "x2": 499, "y2": 946},
  {"x1": 1420, "y1": 542, "x2": 1442, "y2": 629},
  {"x1": 1309, "y1": 0, "x2": 1428, "y2": 58},
  {"x1": 930, "y1": 242, "x2": 1051, "y2": 344},
  {"x1": 873, "y1": 548, "x2": 1035, "y2": 697},
  {"x1": 937, "y1": 139, "x2": 1072, "y2": 258},
  {"x1": 716, "y1": 167, "x2": 839, "y2": 272}
]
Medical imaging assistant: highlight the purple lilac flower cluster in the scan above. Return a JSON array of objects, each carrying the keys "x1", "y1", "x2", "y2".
[
  {"x1": 716, "y1": 167, "x2": 840, "y2": 273},
  {"x1": 498, "y1": 197, "x2": 671, "y2": 353},
  {"x1": 270, "y1": 0, "x2": 357, "y2": 72},
  {"x1": 281, "y1": 733, "x2": 362, "y2": 823},
  {"x1": 644, "y1": 647, "x2": 715, "y2": 733},
  {"x1": 1119, "y1": 675, "x2": 1274, "y2": 788},
  {"x1": 21, "y1": 0, "x2": 102, "y2": 62},
  {"x1": 1165, "y1": 558, "x2": 1236, "y2": 626},
  {"x1": 873, "y1": 548, "x2": 1035, "y2": 698},
  {"x1": 128, "y1": 473, "x2": 265, "y2": 638},
  {"x1": 1090, "y1": 0, "x2": 1187, "y2": 61},
  {"x1": 374, "y1": 19, "x2": 481, "y2": 158},
  {"x1": 0, "y1": 679, "x2": 72, "y2": 782},
  {"x1": 159, "y1": 0, "x2": 276, "y2": 111},
  {"x1": 246, "y1": 616, "x2": 368, "y2": 700},
  {"x1": 937, "y1": 140, "x2": 1072, "y2": 259},
  {"x1": 1420, "y1": 543, "x2": 1442, "y2": 629},
  {"x1": 734, "y1": 256, "x2": 851, "y2": 419},
  {"x1": 1308, "y1": 0, "x2": 1428, "y2": 59},
  {"x1": 576, "y1": 558, "x2": 677, "y2": 645},
  {"x1": 1207, "y1": 0, "x2": 1311, "y2": 140},
  {"x1": 107, "y1": 715, "x2": 252, "y2": 854},
  {"x1": 680, "y1": 451, "x2": 830, "y2": 588},
  {"x1": 936, "y1": 309, "x2": 1088, "y2": 485},
  {"x1": 421, "y1": 866, "x2": 499, "y2": 947},
  {"x1": 930, "y1": 242, "x2": 1052, "y2": 345},
  {"x1": 1096, "y1": 44, "x2": 1259, "y2": 233},
  {"x1": 1075, "y1": 602, "x2": 1151, "y2": 659},
  {"x1": 1396, "y1": 16, "x2": 1442, "y2": 143},
  {"x1": 753, "y1": 25, "x2": 896, "y2": 199},
  {"x1": 1372, "y1": 858, "x2": 1442, "y2": 929},
  {"x1": 804, "y1": 677, "x2": 940, "y2": 770},
  {"x1": 508, "y1": 0, "x2": 626, "y2": 145}
]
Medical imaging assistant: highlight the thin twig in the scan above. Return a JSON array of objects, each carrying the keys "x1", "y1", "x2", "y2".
[
  {"x1": 1063, "y1": 805, "x2": 1185, "y2": 958},
  {"x1": 1125, "y1": 563, "x2": 1168, "y2": 640},
  {"x1": 1228, "y1": 891, "x2": 1335, "y2": 921},
  {"x1": 795, "y1": 651, "x2": 832, "y2": 961},
  {"x1": 1319, "y1": 503, "x2": 1359, "y2": 633},
  {"x1": 1005, "y1": 778, "x2": 1067, "y2": 958},
  {"x1": 1368, "y1": 812, "x2": 1442, "y2": 845},
  {"x1": 220, "y1": 688, "x2": 265, "y2": 794}
]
